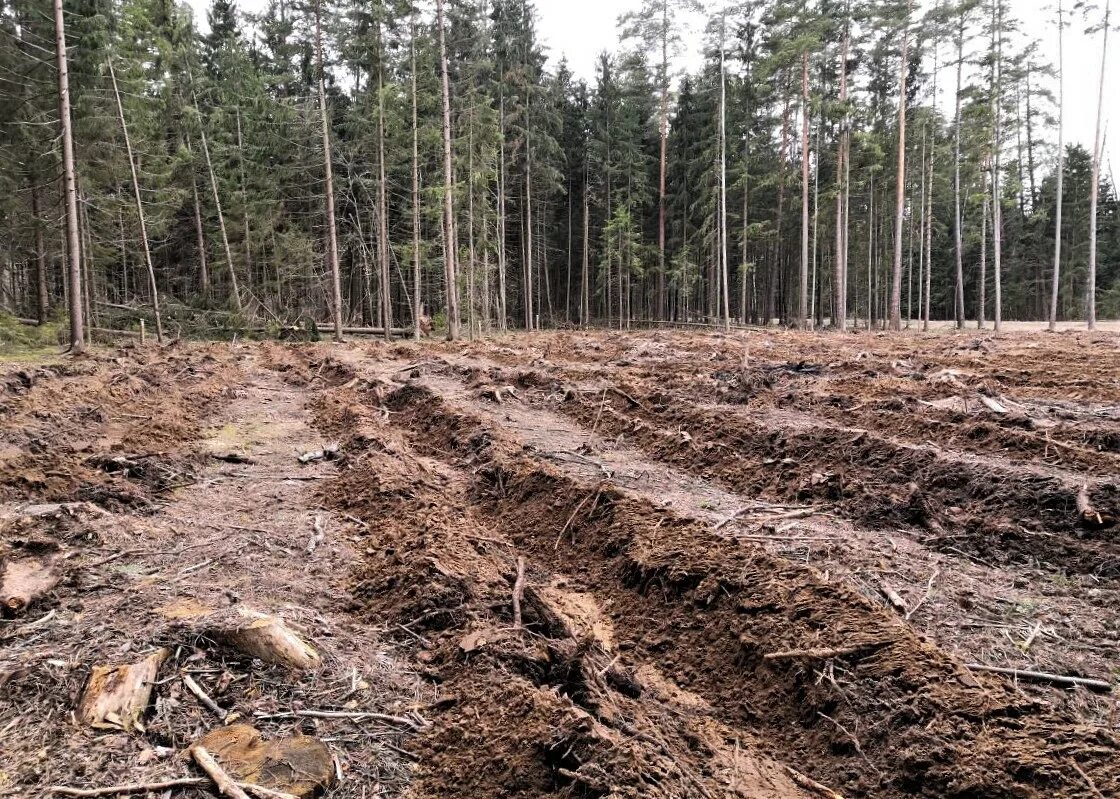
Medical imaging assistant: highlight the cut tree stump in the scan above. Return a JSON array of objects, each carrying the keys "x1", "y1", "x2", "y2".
[
  {"x1": 78, "y1": 649, "x2": 168, "y2": 731},
  {"x1": 194, "y1": 724, "x2": 335, "y2": 799},
  {"x1": 210, "y1": 607, "x2": 322, "y2": 670},
  {"x1": 1, "y1": 547, "x2": 63, "y2": 618}
]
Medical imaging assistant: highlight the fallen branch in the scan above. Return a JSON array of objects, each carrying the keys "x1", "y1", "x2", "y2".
[
  {"x1": 512, "y1": 556, "x2": 526, "y2": 629},
  {"x1": 966, "y1": 663, "x2": 1112, "y2": 692},
  {"x1": 764, "y1": 645, "x2": 870, "y2": 662},
  {"x1": 784, "y1": 766, "x2": 846, "y2": 799},
  {"x1": 904, "y1": 569, "x2": 939, "y2": 621},
  {"x1": 554, "y1": 486, "x2": 602, "y2": 550},
  {"x1": 878, "y1": 581, "x2": 908, "y2": 615},
  {"x1": 191, "y1": 745, "x2": 251, "y2": 799},
  {"x1": 49, "y1": 778, "x2": 208, "y2": 796},
  {"x1": 182, "y1": 672, "x2": 229, "y2": 722},
  {"x1": 253, "y1": 709, "x2": 424, "y2": 730}
]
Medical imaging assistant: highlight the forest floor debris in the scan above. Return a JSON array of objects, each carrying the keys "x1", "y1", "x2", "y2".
[{"x1": 2, "y1": 328, "x2": 1119, "y2": 798}]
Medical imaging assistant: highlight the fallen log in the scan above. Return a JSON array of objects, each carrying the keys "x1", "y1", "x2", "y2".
[
  {"x1": 784, "y1": 766, "x2": 846, "y2": 799},
  {"x1": 965, "y1": 663, "x2": 1112, "y2": 692},
  {"x1": 209, "y1": 607, "x2": 321, "y2": 670},
  {"x1": 1, "y1": 549, "x2": 63, "y2": 618},
  {"x1": 78, "y1": 649, "x2": 168, "y2": 731}
]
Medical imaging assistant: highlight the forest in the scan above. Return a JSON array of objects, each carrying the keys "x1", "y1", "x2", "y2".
[
  {"x1": 0, "y1": 0, "x2": 1117, "y2": 347},
  {"x1": 4, "y1": 3, "x2": 1120, "y2": 796}
]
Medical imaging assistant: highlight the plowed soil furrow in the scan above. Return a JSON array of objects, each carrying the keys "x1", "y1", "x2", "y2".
[
  {"x1": 515, "y1": 376, "x2": 1120, "y2": 579},
  {"x1": 309, "y1": 379, "x2": 814, "y2": 799},
  {"x1": 313, "y1": 367, "x2": 1119, "y2": 799}
]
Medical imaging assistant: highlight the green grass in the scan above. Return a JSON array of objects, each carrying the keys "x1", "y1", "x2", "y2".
[{"x1": 0, "y1": 313, "x2": 63, "y2": 362}]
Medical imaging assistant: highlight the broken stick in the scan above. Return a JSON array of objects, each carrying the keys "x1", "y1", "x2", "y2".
[
  {"x1": 764, "y1": 645, "x2": 870, "y2": 662},
  {"x1": 191, "y1": 745, "x2": 252, "y2": 799},
  {"x1": 182, "y1": 672, "x2": 229, "y2": 721},
  {"x1": 966, "y1": 663, "x2": 1112, "y2": 692},
  {"x1": 784, "y1": 766, "x2": 846, "y2": 799},
  {"x1": 512, "y1": 556, "x2": 526, "y2": 629}
]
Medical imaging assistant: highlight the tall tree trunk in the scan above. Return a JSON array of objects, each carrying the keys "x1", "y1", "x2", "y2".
[
  {"x1": 990, "y1": 0, "x2": 1003, "y2": 332},
  {"x1": 979, "y1": 172, "x2": 988, "y2": 327},
  {"x1": 656, "y1": 0, "x2": 668, "y2": 320},
  {"x1": 581, "y1": 161, "x2": 590, "y2": 326},
  {"x1": 718, "y1": 13, "x2": 730, "y2": 331},
  {"x1": 235, "y1": 107, "x2": 252, "y2": 290},
  {"x1": 31, "y1": 183, "x2": 49, "y2": 323},
  {"x1": 497, "y1": 92, "x2": 508, "y2": 332},
  {"x1": 315, "y1": 0, "x2": 343, "y2": 341},
  {"x1": 1087, "y1": 0, "x2": 1109, "y2": 330},
  {"x1": 376, "y1": 24, "x2": 392, "y2": 341},
  {"x1": 436, "y1": 0, "x2": 461, "y2": 340},
  {"x1": 799, "y1": 51, "x2": 810, "y2": 328},
  {"x1": 411, "y1": 11, "x2": 422, "y2": 340},
  {"x1": 108, "y1": 59, "x2": 163, "y2": 344},
  {"x1": 53, "y1": 0, "x2": 84, "y2": 351},
  {"x1": 889, "y1": 0, "x2": 912, "y2": 331},
  {"x1": 1049, "y1": 0, "x2": 1065, "y2": 332},
  {"x1": 834, "y1": 16, "x2": 850, "y2": 330},
  {"x1": 952, "y1": 14, "x2": 966, "y2": 328}
]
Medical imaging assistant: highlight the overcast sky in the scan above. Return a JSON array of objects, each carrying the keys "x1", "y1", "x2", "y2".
[{"x1": 187, "y1": 0, "x2": 1116, "y2": 173}]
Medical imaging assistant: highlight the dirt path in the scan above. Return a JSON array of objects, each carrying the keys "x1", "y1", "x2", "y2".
[{"x1": 1, "y1": 347, "x2": 419, "y2": 799}]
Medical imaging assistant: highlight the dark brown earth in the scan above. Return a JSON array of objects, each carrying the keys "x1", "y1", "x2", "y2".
[{"x1": 2, "y1": 329, "x2": 1118, "y2": 799}]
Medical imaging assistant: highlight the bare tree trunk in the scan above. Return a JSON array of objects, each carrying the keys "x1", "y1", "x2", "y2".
[
  {"x1": 1049, "y1": 0, "x2": 1065, "y2": 332},
  {"x1": 235, "y1": 107, "x2": 252, "y2": 290},
  {"x1": 991, "y1": 0, "x2": 1003, "y2": 332},
  {"x1": 497, "y1": 93, "x2": 508, "y2": 332},
  {"x1": 923, "y1": 136, "x2": 933, "y2": 330},
  {"x1": 315, "y1": 0, "x2": 343, "y2": 341},
  {"x1": 411, "y1": 11, "x2": 422, "y2": 340},
  {"x1": 834, "y1": 17, "x2": 850, "y2": 330},
  {"x1": 889, "y1": 0, "x2": 913, "y2": 331},
  {"x1": 953, "y1": 14, "x2": 966, "y2": 328},
  {"x1": 1087, "y1": 0, "x2": 1109, "y2": 330},
  {"x1": 799, "y1": 51, "x2": 810, "y2": 328},
  {"x1": 718, "y1": 13, "x2": 730, "y2": 331},
  {"x1": 524, "y1": 118, "x2": 535, "y2": 330},
  {"x1": 979, "y1": 171, "x2": 988, "y2": 328},
  {"x1": 436, "y1": 0, "x2": 461, "y2": 340},
  {"x1": 376, "y1": 23, "x2": 392, "y2": 341},
  {"x1": 53, "y1": 0, "x2": 84, "y2": 351},
  {"x1": 581, "y1": 161, "x2": 590, "y2": 326},
  {"x1": 31, "y1": 184, "x2": 49, "y2": 323},
  {"x1": 108, "y1": 59, "x2": 163, "y2": 344},
  {"x1": 656, "y1": 0, "x2": 668, "y2": 321}
]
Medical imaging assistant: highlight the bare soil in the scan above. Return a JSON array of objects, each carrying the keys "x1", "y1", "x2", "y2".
[{"x1": 2, "y1": 328, "x2": 1118, "y2": 799}]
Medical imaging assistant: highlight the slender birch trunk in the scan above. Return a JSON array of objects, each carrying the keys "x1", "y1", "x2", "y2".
[
  {"x1": 436, "y1": 0, "x2": 461, "y2": 339},
  {"x1": 1087, "y1": 0, "x2": 1109, "y2": 330},
  {"x1": 889, "y1": 0, "x2": 913, "y2": 330},
  {"x1": 315, "y1": 0, "x2": 343, "y2": 341},
  {"x1": 1049, "y1": 0, "x2": 1065, "y2": 331},
  {"x1": 799, "y1": 51, "x2": 810, "y2": 328},
  {"x1": 53, "y1": 0, "x2": 84, "y2": 351},
  {"x1": 952, "y1": 14, "x2": 966, "y2": 328},
  {"x1": 411, "y1": 11, "x2": 422, "y2": 340}
]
